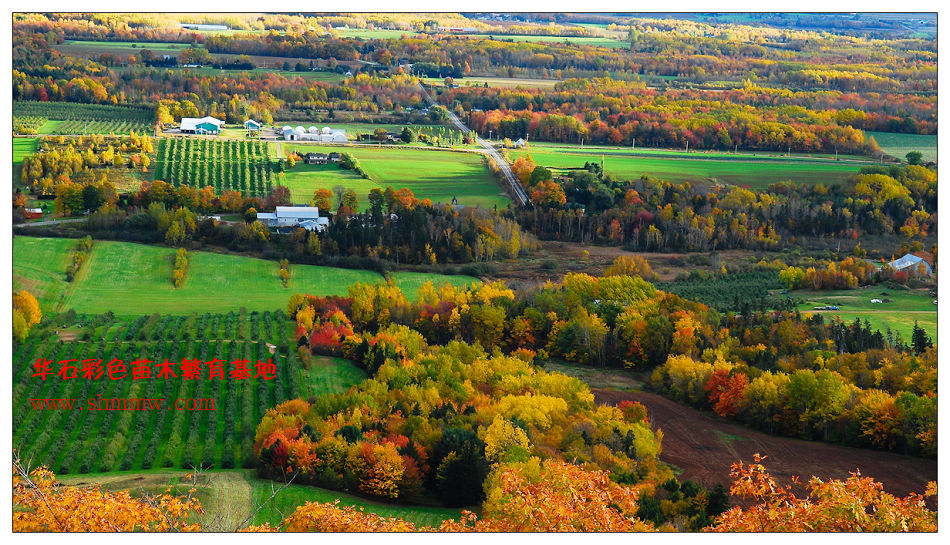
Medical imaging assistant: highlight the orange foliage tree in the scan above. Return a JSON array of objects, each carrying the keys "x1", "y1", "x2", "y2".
[{"x1": 707, "y1": 454, "x2": 936, "y2": 532}]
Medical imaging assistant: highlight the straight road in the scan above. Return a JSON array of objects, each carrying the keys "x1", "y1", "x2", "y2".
[{"x1": 417, "y1": 83, "x2": 529, "y2": 205}]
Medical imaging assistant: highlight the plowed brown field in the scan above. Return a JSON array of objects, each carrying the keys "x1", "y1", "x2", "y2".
[{"x1": 593, "y1": 388, "x2": 937, "y2": 499}]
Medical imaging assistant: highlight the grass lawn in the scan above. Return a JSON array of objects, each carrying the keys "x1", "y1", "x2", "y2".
[
  {"x1": 283, "y1": 145, "x2": 511, "y2": 209},
  {"x1": 37, "y1": 120, "x2": 63, "y2": 134},
  {"x1": 13, "y1": 137, "x2": 39, "y2": 175},
  {"x1": 513, "y1": 146, "x2": 864, "y2": 188},
  {"x1": 792, "y1": 287, "x2": 937, "y2": 340},
  {"x1": 305, "y1": 356, "x2": 367, "y2": 398},
  {"x1": 866, "y1": 131, "x2": 937, "y2": 163},
  {"x1": 278, "y1": 163, "x2": 378, "y2": 207},
  {"x1": 13, "y1": 237, "x2": 480, "y2": 315}
]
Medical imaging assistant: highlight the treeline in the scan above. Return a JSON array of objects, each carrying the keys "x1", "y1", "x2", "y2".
[
  {"x1": 510, "y1": 160, "x2": 936, "y2": 251},
  {"x1": 451, "y1": 79, "x2": 893, "y2": 153},
  {"x1": 76, "y1": 181, "x2": 533, "y2": 267}
]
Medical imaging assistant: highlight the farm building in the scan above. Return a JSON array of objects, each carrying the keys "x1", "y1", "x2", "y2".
[
  {"x1": 244, "y1": 119, "x2": 262, "y2": 131},
  {"x1": 256, "y1": 206, "x2": 330, "y2": 231},
  {"x1": 180, "y1": 23, "x2": 230, "y2": 31},
  {"x1": 282, "y1": 125, "x2": 348, "y2": 142},
  {"x1": 512, "y1": 138, "x2": 527, "y2": 148},
  {"x1": 328, "y1": 152, "x2": 342, "y2": 163},
  {"x1": 24, "y1": 208, "x2": 42, "y2": 219},
  {"x1": 888, "y1": 253, "x2": 933, "y2": 276},
  {"x1": 303, "y1": 152, "x2": 329, "y2": 165},
  {"x1": 180, "y1": 116, "x2": 224, "y2": 135}
]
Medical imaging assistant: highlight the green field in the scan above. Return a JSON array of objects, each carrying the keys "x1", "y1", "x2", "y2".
[
  {"x1": 280, "y1": 145, "x2": 511, "y2": 209},
  {"x1": 866, "y1": 131, "x2": 937, "y2": 163},
  {"x1": 58, "y1": 469, "x2": 462, "y2": 528},
  {"x1": 513, "y1": 145, "x2": 865, "y2": 188},
  {"x1": 13, "y1": 137, "x2": 38, "y2": 163},
  {"x1": 305, "y1": 356, "x2": 368, "y2": 398},
  {"x1": 793, "y1": 288, "x2": 937, "y2": 340},
  {"x1": 463, "y1": 33, "x2": 628, "y2": 48},
  {"x1": 13, "y1": 237, "x2": 479, "y2": 315}
]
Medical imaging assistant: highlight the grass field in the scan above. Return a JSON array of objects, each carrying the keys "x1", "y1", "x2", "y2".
[
  {"x1": 512, "y1": 145, "x2": 864, "y2": 188},
  {"x1": 462, "y1": 33, "x2": 628, "y2": 48},
  {"x1": 13, "y1": 237, "x2": 480, "y2": 315},
  {"x1": 281, "y1": 145, "x2": 511, "y2": 209},
  {"x1": 792, "y1": 288, "x2": 937, "y2": 341},
  {"x1": 866, "y1": 131, "x2": 937, "y2": 163},
  {"x1": 305, "y1": 356, "x2": 367, "y2": 398},
  {"x1": 57, "y1": 469, "x2": 463, "y2": 528}
]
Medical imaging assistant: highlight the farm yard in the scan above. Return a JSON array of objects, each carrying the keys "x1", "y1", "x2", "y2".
[
  {"x1": 511, "y1": 145, "x2": 866, "y2": 188},
  {"x1": 12, "y1": 237, "x2": 480, "y2": 315},
  {"x1": 154, "y1": 138, "x2": 275, "y2": 197},
  {"x1": 282, "y1": 144, "x2": 511, "y2": 209}
]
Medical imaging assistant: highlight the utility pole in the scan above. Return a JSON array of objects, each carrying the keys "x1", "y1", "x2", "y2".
[
  {"x1": 735, "y1": 143, "x2": 738, "y2": 154},
  {"x1": 835, "y1": 146, "x2": 838, "y2": 161},
  {"x1": 632, "y1": 137, "x2": 635, "y2": 150},
  {"x1": 685, "y1": 140, "x2": 689, "y2": 153},
  {"x1": 580, "y1": 137, "x2": 584, "y2": 147}
]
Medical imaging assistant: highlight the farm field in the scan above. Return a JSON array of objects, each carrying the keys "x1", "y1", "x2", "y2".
[
  {"x1": 422, "y1": 76, "x2": 562, "y2": 89},
  {"x1": 56, "y1": 39, "x2": 198, "y2": 56},
  {"x1": 332, "y1": 28, "x2": 422, "y2": 39},
  {"x1": 57, "y1": 469, "x2": 464, "y2": 528},
  {"x1": 278, "y1": 163, "x2": 377, "y2": 206},
  {"x1": 592, "y1": 388, "x2": 937, "y2": 499},
  {"x1": 462, "y1": 33, "x2": 628, "y2": 48},
  {"x1": 13, "y1": 237, "x2": 479, "y2": 315},
  {"x1": 154, "y1": 138, "x2": 275, "y2": 197},
  {"x1": 281, "y1": 145, "x2": 511, "y2": 209},
  {"x1": 13, "y1": 102, "x2": 155, "y2": 135},
  {"x1": 866, "y1": 131, "x2": 938, "y2": 163},
  {"x1": 792, "y1": 288, "x2": 937, "y2": 340},
  {"x1": 13, "y1": 310, "x2": 305, "y2": 474},
  {"x1": 512, "y1": 146, "x2": 864, "y2": 188}
]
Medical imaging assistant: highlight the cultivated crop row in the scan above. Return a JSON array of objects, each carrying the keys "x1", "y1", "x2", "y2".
[
  {"x1": 12, "y1": 311, "x2": 300, "y2": 474},
  {"x1": 154, "y1": 138, "x2": 274, "y2": 197}
]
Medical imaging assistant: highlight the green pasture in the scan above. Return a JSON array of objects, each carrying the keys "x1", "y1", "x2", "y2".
[
  {"x1": 866, "y1": 131, "x2": 937, "y2": 163},
  {"x1": 13, "y1": 237, "x2": 480, "y2": 315},
  {"x1": 283, "y1": 145, "x2": 511, "y2": 209},
  {"x1": 793, "y1": 288, "x2": 937, "y2": 340},
  {"x1": 513, "y1": 146, "x2": 864, "y2": 188}
]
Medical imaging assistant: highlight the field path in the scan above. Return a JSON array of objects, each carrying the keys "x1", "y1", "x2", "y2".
[{"x1": 593, "y1": 389, "x2": 937, "y2": 499}]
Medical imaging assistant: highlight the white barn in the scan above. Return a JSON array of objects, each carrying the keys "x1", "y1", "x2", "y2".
[
  {"x1": 257, "y1": 206, "x2": 330, "y2": 231},
  {"x1": 180, "y1": 116, "x2": 225, "y2": 134}
]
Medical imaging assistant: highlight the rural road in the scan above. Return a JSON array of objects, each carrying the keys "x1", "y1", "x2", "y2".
[
  {"x1": 14, "y1": 218, "x2": 86, "y2": 227},
  {"x1": 593, "y1": 388, "x2": 937, "y2": 500},
  {"x1": 417, "y1": 83, "x2": 529, "y2": 205}
]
